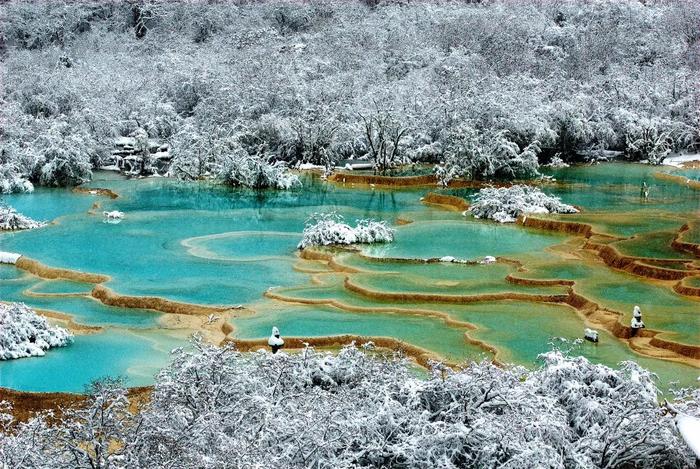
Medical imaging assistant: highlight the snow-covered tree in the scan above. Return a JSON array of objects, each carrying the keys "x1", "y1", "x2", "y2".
[
  {"x1": 0, "y1": 203, "x2": 45, "y2": 230},
  {"x1": 298, "y1": 212, "x2": 395, "y2": 249},
  {"x1": 0, "y1": 302, "x2": 73, "y2": 360},
  {"x1": 1, "y1": 342, "x2": 696, "y2": 467},
  {"x1": 470, "y1": 185, "x2": 578, "y2": 223}
]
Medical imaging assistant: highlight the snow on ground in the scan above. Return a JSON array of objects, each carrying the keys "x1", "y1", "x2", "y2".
[
  {"x1": 663, "y1": 152, "x2": 700, "y2": 167},
  {"x1": 0, "y1": 303, "x2": 73, "y2": 360},
  {"x1": 469, "y1": 185, "x2": 578, "y2": 223},
  {"x1": 298, "y1": 213, "x2": 395, "y2": 249},
  {"x1": 0, "y1": 252, "x2": 22, "y2": 264},
  {"x1": 0, "y1": 204, "x2": 45, "y2": 230}
]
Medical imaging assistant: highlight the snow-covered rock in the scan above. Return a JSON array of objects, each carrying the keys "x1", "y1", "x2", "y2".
[
  {"x1": 0, "y1": 204, "x2": 45, "y2": 230},
  {"x1": 470, "y1": 185, "x2": 578, "y2": 223},
  {"x1": 103, "y1": 210, "x2": 124, "y2": 220},
  {"x1": 268, "y1": 326, "x2": 284, "y2": 354},
  {"x1": 584, "y1": 328, "x2": 599, "y2": 343},
  {"x1": 439, "y1": 256, "x2": 456, "y2": 263},
  {"x1": 0, "y1": 303, "x2": 73, "y2": 360},
  {"x1": 0, "y1": 252, "x2": 22, "y2": 264},
  {"x1": 298, "y1": 213, "x2": 394, "y2": 249},
  {"x1": 481, "y1": 255, "x2": 497, "y2": 264}
]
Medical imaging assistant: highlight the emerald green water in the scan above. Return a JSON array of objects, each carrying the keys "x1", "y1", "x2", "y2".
[{"x1": 1, "y1": 164, "x2": 698, "y2": 392}]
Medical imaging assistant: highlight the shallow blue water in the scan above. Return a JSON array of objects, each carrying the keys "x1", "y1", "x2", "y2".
[{"x1": 0, "y1": 169, "x2": 698, "y2": 391}]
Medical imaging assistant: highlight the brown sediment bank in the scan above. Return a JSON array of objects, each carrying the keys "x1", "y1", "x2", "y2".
[
  {"x1": 671, "y1": 224, "x2": 700, "y2": 257},
  {"x1": 563, "y1": 290, "x2": 700, "y2": 364},
  {"x1": 0, "y1": 386, "x2": 151, "y2": 424},
  {"x1": 673, "y1": 276, "x2": 700, "y2": 298},
  {"x1": 225, "y1": 335, "x2": 457, "y2": 369},
  {"x1": 516, "y1": 216, "x2": 700, "y2": 282},
  {"x1": 328, "y1": 172, "x2": 439, "y2": 187},
  {"x1": 297, "y1": 250, "x2": 700, "y2": 366},
  {"x1": 35, "y1": 308, "x2": 103, "y2": 334},
  {"x1": 327, "y1": 172, "x2": 504, "y2": 188},
  {"x1": 91, "y1": 284, "x2": 240, "y2": 316},
  {"x1": 505, "y1": 274, "x2": 575, "y2": 287},
  {"x1": 395, "y1": 217, "x2": 413, "y2": 225},
  {"x1": 583, "y1": 240, "x2": 699, "y2": 281},
  {"x1": 343, "y1": 277, "x2": 570, "y2": 305},
  {"x1": 72, "y1": 187, "x2": 119, "y2": 199},
  {"x1": 422, "y1": 192, "x2": 470, "y2": 212},
  {"x1": 654, "y1": 171, "x2": 700, "y2": 190},
  {"x1": 264, "y1": 288, "x2": 478, "y2": 331},
  {"x1": 15, "y1": 257, "x2": 110, "y2": 284},
  {"x1": 517, "y1": 215, "x2": 593, "y2": 237}
]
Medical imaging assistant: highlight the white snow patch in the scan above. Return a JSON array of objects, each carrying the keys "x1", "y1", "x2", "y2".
[
  {"x1": 0, "y1": 252, "x2": 22, "y2": 264},
  {"x1": 0, "y1": 303, "x2": 73, "y2": 360},
  {"x1": 663, "y1": 152, "x2": 700, "y2": 167},
  {"x1": 675, "y1": 413, "x2": 700, "y2": 458}
]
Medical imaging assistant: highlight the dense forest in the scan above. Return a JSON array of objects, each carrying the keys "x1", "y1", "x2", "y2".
[
  {"x1": 2, "y1": 341, "x2": 699, "y2": 468},
  {"x1": 1, "y1": 0, "x2": 699, "y2": 189}
]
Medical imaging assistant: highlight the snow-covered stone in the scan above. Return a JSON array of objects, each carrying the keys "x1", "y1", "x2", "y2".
[
  {"x1": 103, "y1": 210, "x2": 124, "y2": 220},
  {"x1": 481, "y1": 255, "x2": 497, "y2": 264},
  {"x1": 268, "y1": 326, "x2": 284, "y2": 354},
  {"x1": 0, "y1": 204, "x2": 45, "y2": 230},
  {"x1": 0, "y1": 252, "x2": 22, "y2": 264},
  {"x1": 584, "y1": 328, "x2": 599, "y2": 343},
  {"x1": 0, "y1": 302, "x2": 73, "y2": 360},
  {"x1": 298, "y1": 213, "x2": 394, "y2": 249},
  {"x1": 439, "y1": 256, "x2": 456, "y2": 263},
  {"x1": 470, "y1": 185, "x2": 578, "y2": 223}
]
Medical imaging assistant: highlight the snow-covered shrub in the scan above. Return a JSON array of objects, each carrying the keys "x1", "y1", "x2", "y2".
[
  {"x1": 545, "y1": 155, "x2": 570, "y2": 168},
  {"x1": 0, "y1": 164, "x2": 33, "y2": 194},
  {"x1": 0, "y1": 303, "x2": 73, "y2": 360},
  {"x1": 438, "y1": 125, "x2": 541, "y2": 185},
  {"x1": 220, "y1": 154, "x2": 301, "y2": 190},
  {"x1": 33, "y1": 125, "x2": 94, "y2": 186},
  {"x1": 1, "y1": 342, "x2": 695, "y2": 468},
  {"x1": 625, "y1": 119, "x2": 674, "y2": 165},
  {"x1": 298, "y1": 212, "x2": 394, "y2": 249},
  {"x1": 0, "y1": 203, "x2": 45, "y2": 230},
  {"x1": 470, "y1": 185, "x2": 578, "y2": 223}
]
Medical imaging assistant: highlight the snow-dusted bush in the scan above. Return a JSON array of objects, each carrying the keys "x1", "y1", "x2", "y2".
[
  {"x1": 545, "y1": 155, "x2": 570, "y2": 169},
  {"x1": 470, "y1": 185, "x2": 578, "y2": 223},
  {"x1": 0, "y1": 165, "x2": 33, "y2": 194},
  {"x1": 626, "y1": 119, "x2": 674, "y2": 165},
  {"x1": 438, "y1": 125, "x2": 541, "y2": 185},
  {"x1": 0, "y1": 341, "x2": 696, "y2": 467},
  {"x1": 0, "y1": 303, "x2": 73, "y2": 360},
  {"x1": 298, "y1": 212, "x2": 394, "y2": 249},
  {"x1": 0, "y1": 203, "x2": 45, "y2": 230},
  {"x1": 220, "y1": 154, "x2": 301, "y2": 190}
]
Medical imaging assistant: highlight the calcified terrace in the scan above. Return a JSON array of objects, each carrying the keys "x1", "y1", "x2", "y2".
[{"x1": 0, "y1": 163, "x2": 699, "y2": 392}]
